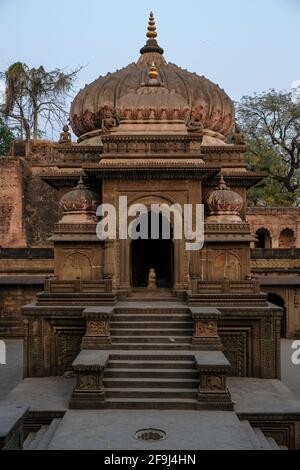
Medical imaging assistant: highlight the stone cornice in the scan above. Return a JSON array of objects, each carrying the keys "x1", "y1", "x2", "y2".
[{"x1": 247, "y1": 207, "x2": 300, "y2": 215}]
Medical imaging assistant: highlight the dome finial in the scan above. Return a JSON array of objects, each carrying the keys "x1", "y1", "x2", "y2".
[
  {"x1": 148, "y1": 62, "x2": 159, "y2": 79},
  {"x1": 147, "y1": 11, "x2": 157, "y2": 39},
  {"x1": 139, "y1": 11, "x2": 164, "y2": 58}
]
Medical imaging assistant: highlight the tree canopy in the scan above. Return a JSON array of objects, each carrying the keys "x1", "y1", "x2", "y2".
[
  {"x1": 0, "y1": 116, "x2": 15, "y2": 156},
  {"x1": 237, "y1": 90, "x2": 300, "y2": 207},
  {"x1": 0, "y1": 62, "x2": 81, "y2": 142}
]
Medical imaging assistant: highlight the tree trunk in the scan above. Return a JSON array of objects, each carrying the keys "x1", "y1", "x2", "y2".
[{"x1": 33, "y1": 110, "x2": 38, "y2": 140}]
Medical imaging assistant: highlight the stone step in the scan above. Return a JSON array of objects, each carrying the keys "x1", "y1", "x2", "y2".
[
  {"x1": 25, "y1": 425, "x2": 49, "y2": 450},
  {"x1": 107, "y1": 360, "x2": 196, "y2": 369},
  {"x1": 253, "y1": 428, "x2": 273, "y2": 450},
  {"x1": 23, "y1": 432, "x2": 36, "y2": 450},
  {"x1": 267, "y1": 436, "x2": 281, "y2": 450},
  {"x1": 104, "y1": 368, "x2": 198, "y2": 379},
  {"x1": 109, "y1": 343, "x2": 193, "y2": 350},
  {"x1": 110, "y1": 321, "x2": 193, "y2": 329},
  {"x1": 112, "y1": 336, "x2": 192, "y2": 344},
  {"x1": 114, "y1": 308, "x2": 189, "y2": 314},
  {"x1": 103, "y1": 398, "x2": 197, "y2": 410},
  {"x1": 108, "y1": 353, "x2": 194, "y2": 361},
  {"x1": 240, "y1": 421, "x2": 265, "y2": 450},
  {"x1": 35, "y1": 419, "x2": 62, "y2": 450},
  {"x1": 110, "y1": 329, "x2": 193, "y2": 337},
  {"x1": 112, "y1": 315, "x2": 192, "y2": 322},
  {"x1": 103, "y1": 378, "x2": 199, "y2": 388},
  {"x1": 105, "y1": 388, "x2": 198, "y2": 399}
]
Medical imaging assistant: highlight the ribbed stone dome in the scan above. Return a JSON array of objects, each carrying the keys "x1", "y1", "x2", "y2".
[
  {"x1": 59, "y1": 177, "x2": 98, "y2": 223},
  {"x1": 206, "y1": 176, "x2": 244, "y2": 223},
  {"x1": 70, "y1": 13, "x2": 235, "y2": 139}
]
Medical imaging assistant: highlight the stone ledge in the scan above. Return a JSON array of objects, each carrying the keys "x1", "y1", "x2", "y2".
[
  {"x1": 72, "y1": 350, "x2": 110, "y2": 370},
  {"x1": 0, "y1": 406, "x2": 29, "y2": 450}
]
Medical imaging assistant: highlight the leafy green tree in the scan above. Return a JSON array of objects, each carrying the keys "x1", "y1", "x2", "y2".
[
  {"x1": 0, "y1": 117, "x2": 15, "y2": 156},
  {"x1": 237, "y1": 90, "x2": 300, "y2": 206}
]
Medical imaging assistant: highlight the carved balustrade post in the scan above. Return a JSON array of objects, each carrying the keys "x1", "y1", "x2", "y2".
[
  {"x1": 81, "y1": 307, "x2": 114, "y2": 349},
  {"x1": 190, "y1": 307, "x2": 223, "y2": 351},
  {"x1": 194, "y1": 352, "x2": 234, "y2": 411}
]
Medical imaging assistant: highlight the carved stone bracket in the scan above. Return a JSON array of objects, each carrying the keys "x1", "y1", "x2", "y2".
[
  {"x1": 69, "y1": 350, "x2": 109, "y2": 409},
  {"x1": 194, "y1": 352, "x2": 234, "y2": 411},
  {"x1": 81, "y1": 307, "x2": 114, "y2": 349},
  {"x1": 190, "y1": 307, "x2": 223, "y2": 351}
]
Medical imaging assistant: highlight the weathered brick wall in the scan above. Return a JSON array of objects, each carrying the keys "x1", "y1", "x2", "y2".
[
  {"x1": 0, "y1": 285, "x2": 42, "y2": 336},
  {"x1": 24, "y1": 164, "x2": 59, "y2": 247},
  {"x1": 0, "y1": 159, "x2": 27, "y2": 247}
]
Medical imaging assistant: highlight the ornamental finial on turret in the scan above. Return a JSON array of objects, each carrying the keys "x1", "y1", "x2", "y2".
[
  {"x1": 148, "y1": 62, "x2": 159, "y2": 79},
  {"x1": 147, "y1": 11, "x2": 157, "y2": 39},
  {"x1": 139, "y1": 11, "x2": 164, "y2": 57}
]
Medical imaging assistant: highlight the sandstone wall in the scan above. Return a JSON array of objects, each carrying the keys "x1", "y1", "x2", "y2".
[{"x1": 0, "y1": 159, "x2": 27, "y2": 247}]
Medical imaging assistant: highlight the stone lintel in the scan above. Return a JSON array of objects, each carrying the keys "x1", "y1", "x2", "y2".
[
  {"x1": 72, "y1": 350, "x2": 109, "y2": 370},
  {"x1": 190, "y1": 307, "x2": 221, "y2": 319},
  {"x1": 83, "y1": 307, "x2": 114, "y2": 317},
  {"x1": 194, "y1": 351, "x2": 231, "y2": 370}
]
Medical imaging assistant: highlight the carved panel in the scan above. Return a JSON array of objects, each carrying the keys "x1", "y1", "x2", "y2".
[
  {"x1": 220, "y1": 331, "x2": 248, "y2": 377},
  {"x1": 212, "y1": 252, "x2": 241, "y2": 281},
  {"x1": 61, "y1": 251, "x2": 93, "y2": 280},
  {"x1": 55, "y1": 332, "x2": 82, "y2": 375}
]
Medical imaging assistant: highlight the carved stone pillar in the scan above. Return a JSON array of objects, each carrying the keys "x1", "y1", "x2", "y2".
[
  {"x1": 81, "y1": 307, "x2": 114, "y2": 349},
  {"x1": 190, "y1": 307, "x2": 223, "y2": 351},
  {"x1": 103, "y1": 240, "x2": 115, "y2": 279}
]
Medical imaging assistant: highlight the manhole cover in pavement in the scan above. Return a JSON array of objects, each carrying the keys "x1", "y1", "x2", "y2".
[{"x1": 135, "y1": 429, "x2": 167, "y2": 442}]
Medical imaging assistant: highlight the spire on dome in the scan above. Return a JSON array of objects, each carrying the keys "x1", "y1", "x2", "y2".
[
  {"x1": 139, "y1": 11, "x2": 164, "y2": 57},
  {"x1": 147, "y1": 12, "x2": 157, "y2": 39}
]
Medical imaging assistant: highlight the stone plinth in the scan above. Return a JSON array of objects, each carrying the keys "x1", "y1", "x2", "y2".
[
  {"x1": 81, "y1": 307, "x2": 114, "y2": 349},
  {"x1": 190, "y1": 307, "x2": 223, "y2": 351},
  {"x1": 195, "y1": 352, "x2": 233, "y2": 411},
  {"x1": 69, "y1": 350, "x2": 109, "y2": 409}
]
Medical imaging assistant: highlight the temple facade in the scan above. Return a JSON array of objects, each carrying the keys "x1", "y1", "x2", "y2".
[{"x1": 1, "y1": 13, "x2": 300, "y2": 450}]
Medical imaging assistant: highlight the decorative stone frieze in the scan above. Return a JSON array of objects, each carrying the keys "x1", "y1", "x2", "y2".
[
  {"x1": 81, "y1": 307, "x2": 114, "y2": 349},
  {"x1": 190, "y1": 307, "x2": 223, "y2": 351}
]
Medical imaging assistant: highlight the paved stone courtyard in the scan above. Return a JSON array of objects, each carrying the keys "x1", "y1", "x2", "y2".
[{"x1": 0, "y1": 339, "x2": 300, "y2": 402}]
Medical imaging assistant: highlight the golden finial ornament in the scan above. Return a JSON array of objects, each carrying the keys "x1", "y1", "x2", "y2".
[
  {"x1": 148, "y1": 62, "x2": 159, "y2": 79},
  {"x1": 146, "y1": 11, "x2": 157, "y2": 39}
]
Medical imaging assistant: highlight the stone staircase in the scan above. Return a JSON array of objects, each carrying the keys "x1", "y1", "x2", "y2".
[
  {"x1": 23, "y1": 419, "x2": 62, "y2": 450},
  {"x1": 240, "y1": 421, "x2": 286, "y2": 450},
  {"x1": 103, "y1": 353, "x2": 199, "y2": 409},
  {"x1": 109, "y1": 302, "x2": 193, "y2": 350}
]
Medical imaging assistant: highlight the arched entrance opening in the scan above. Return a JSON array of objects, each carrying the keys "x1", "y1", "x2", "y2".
[
  {"x1": 279, "y1": 228, "x2": 295, "y2": 248},
  {"x1": 267, "y1": 293, "x2": 287, "y2": 338},
  {"x1": 131, "y1": 211, "x2": 174, "y2": 288},
  {"x1": 255, "y1": 228, "x2": 272, "y2": 249}
]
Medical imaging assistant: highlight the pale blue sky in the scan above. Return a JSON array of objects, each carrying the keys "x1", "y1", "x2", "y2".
[{"x1": 0, "y1": 0, "x2": 299, "y2": 106}]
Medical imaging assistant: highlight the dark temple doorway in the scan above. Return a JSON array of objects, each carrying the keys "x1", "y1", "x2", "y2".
[
  {"x1": 131, "y1": 211, "x2": 174, "y2": 288},
  {"x1": 267, "y1": 293, "x2": 287, "y2": 338}
]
